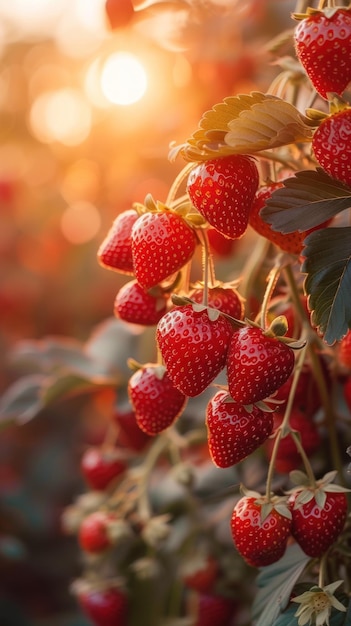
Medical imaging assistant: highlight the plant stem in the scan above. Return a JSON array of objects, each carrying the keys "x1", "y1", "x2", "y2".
[
  {"x1": 260, "y1": 258, "x2": 283, "y2": 329},
  {"x1": 166, "y1": 162, "x2": 194, "y2": 206}
]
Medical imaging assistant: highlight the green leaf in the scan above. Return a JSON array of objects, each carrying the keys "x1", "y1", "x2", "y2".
[
  {"x1": 302, "y1": 227, "x2": 351, "y2": 344},
  {"x1": 252, "y1": 543, "x2": 310, "y2": 626},
  {"x1": 0, "y1": 375, "x2": 47, "y2": 426},
  {"x1": 261, "y1": 169, "x2": 351, "y2": 233}
]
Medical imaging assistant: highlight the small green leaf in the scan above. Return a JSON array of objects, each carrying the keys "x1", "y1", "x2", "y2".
[
  {"x1": 302, "y1": 227, "x2": 351, "y2": 345},
  {"x1": 261, "y1": 169, "x2": 351, "y2": 233}
]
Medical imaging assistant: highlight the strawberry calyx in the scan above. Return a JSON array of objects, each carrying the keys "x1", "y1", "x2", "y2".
[
  {"x1": 133, "y1": 193, "x2": 205, "y2": 229},
  {"x1": 287, "y1": 470, "x2": 350, "y2": 509},
  {"x1": 240, "y1": 485, "x2": 292, "y2": 522},
  {"x1": 171, "y1": 293, "x2": 246, "y2": 327},
  {"x1": 127, "y1": 359, "x2": 167, "y2": 381},
  {"x1": 292, "y1": 6, "x2": 348, "y2": 21}
]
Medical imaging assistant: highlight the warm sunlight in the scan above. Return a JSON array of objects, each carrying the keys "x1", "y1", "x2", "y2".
[{"x1": 100, "y1": 52, "x2": 148, "y2": 106}]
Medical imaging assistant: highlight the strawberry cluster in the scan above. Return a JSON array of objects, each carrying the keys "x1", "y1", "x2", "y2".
[{"x1": 64, "y1": 3, "x2": 351, "y2": 623}]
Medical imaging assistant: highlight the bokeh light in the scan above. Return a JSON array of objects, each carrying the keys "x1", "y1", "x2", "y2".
[
  {"x1": 60, "y1": 201, "x2": 101, "y2": 244},
  {"x1": 29, "y1": 88, "x2": 92, "y2": 145},
  {"x1": 100, "y1": 52, "x2": 148, "y2": 105}
]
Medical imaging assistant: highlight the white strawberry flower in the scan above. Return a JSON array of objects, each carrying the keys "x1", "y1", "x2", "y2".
[{"x1": 292, "y1": 580, "x2": 346, "y2": 626}]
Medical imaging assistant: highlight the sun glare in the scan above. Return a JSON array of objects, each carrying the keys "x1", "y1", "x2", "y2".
[{"x1": 100, "y1": 52, "x2": 148, "y2": 106}]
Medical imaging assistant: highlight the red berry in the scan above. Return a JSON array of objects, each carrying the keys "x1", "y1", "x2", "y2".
[
  {"x1": 289, "y1": 486, "x2": 348, "y2": 557},
  {"x1": 81, "y1": 447, "x2": 126, "y2": 492},
  {"x1": 78, "y1": 511, "x2": 117, "y2": 553},
  {"x1": 114, "y1": 408, "x2": 152, "y2": 452},
  {"x1": 206, "y1": 390, "x2": 274, "y2": 468},
  {"x1": 114, "y1": 279, "x2": 168, "y2": 326},
  {"x1": 187, "y1": 154, "x2": 259, "y2": 240},
  {"x1": 182, "y1": 554, "x2": 219, "y2": 593},
  {"x1": 97, "y1": 209, "x2": 138, "y2": 274},
  {"x1": 194, "y1": 593, "x2": 236, "y2": 626},
  {"x1": 131, "y1": 210, "x2": 197, "y2": 290},
  {"x1": 105, "y1": 0, "x2": 134, "y2": 30},
  {"x1": 128, "y1": 364, "x2": 187, "y2": 435},
  {"x1": 77, "y1": 584, "x2": 128, "y2": 626},
  {"x1": 226, "y1": 326, "x2": 295, "y2": 405},
  {"x1": 156, "y1": 304, "x2": 234, "y2": 397},
  {"x1": 190, "y1": 284, "x2": 244, "y2": 320},
  {"x1": 294, "y1": 9, "x2": 351, "y2": 100},
  {"x1": 339, "y1": 329, "x2": 351, "y2": 369},
  {"x1": 312, "y1": 108, "x2": 351, "y2": 186},
  {"x1": 231, "y1": 495, "x2": 292, "y2": 567},
  {"x1": 207, "y1": 227, "x2": 238, "y2": 257}
]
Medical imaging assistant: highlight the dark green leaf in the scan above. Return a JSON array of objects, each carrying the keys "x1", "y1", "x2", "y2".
[
  {"x1": 261, "y1": 169, "x2": 351, "y2": 233},
  {"x1": 302, "y1": 227, "x2": 351, "y2": 345},
  {"x1": 252, "y1": 543, "x2": 309, "y2": 626},
  {"x1": 0, "y1": 375, "x2": 47, "y2": 426}
]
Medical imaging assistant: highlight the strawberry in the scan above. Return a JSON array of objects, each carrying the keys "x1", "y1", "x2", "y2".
[
  {"x1": 206, "y1": 390, "x2": 274, "y2": 468},
  {"x1": 105, "y1": 0, "x2": 134, "y2": 30},
  {"x1": 97, "y1": 209, "x2": 138, "y2": 274},
  {"x1": 312, "y1": 108, "x2": 351, "y2": 186},
  {"x1": 207, "y1": 226, "x2": 238, "y2": 258},
  {"x1": 250, "y1": 183, "x2": 332, "y2": 254},
  {"x1": 190, "y1": 283, "x2": 244, "y2": 320},
  {"x1": 128, "y1": 363, "x2": 187, "y2": 435},
  {"x1": 273, "y1": 363, "x2": 322, "y2": 416},
  {"x1": 77, "y1": 581, "x2": 128, "y2": 626},
  {"x1": 131, "y1": 209, "x2": 197, "y2": 290},
  {"x1": 230, "y1": 493, "x2": 292, "y2": 567},
  {"x1": 264, "y1": 408, "x2": 321, "y2": 474},
  {"x1": 113, "y1": 407, "x2": 152, "y2": 452},
  {"x1": 78, "y1": 511, "x2": 117, "y2": 553},
  {"x1": 288, "y1": 473, "x2": 349, "y2": 557},
  {"x1": 156, "y1": 304, "x2": 234, "y2": 397},
  {"x1": 187, "y1": 154, "x2": 259, "y2": 240},
  {"x1": 249, "y1": 182, "x2": 305, "y2": 255},
  {"x1": 226, "y1": 326, "x2": 295, "y2": 405},
  {"x1": 338, "y1": 329, "x2": 351, "y2": 370},
  {"x1": 194, "y1": 593, "x2": 237, "y2": 626},
  {"x1": 294, "y1": 9, "x2": 351, "y2": 100},
  {"x1": 80, "y1": 447, "x2": 126, "y2": 492},
  {"x1": 181, "y1": 554, "x2": 219, "y2": 593},
  {"x1": 114, "y1": 279, "x2": 168, "y2": 326}
]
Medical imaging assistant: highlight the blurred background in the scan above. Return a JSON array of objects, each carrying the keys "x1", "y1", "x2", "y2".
[{"x1": 0, "y1": 1, "x2": 295, "y2": 624}]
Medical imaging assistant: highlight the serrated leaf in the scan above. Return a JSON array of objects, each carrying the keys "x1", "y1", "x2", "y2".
[
  {"x1": 302, "y1": 227, "x2": 351, "y2": 345},
  {"x1": 253, "y1": 543, "x2": 310, "y2": 626},
  {"x1": 172, "y1": 93, "x2": 313, "y2": 162},
  {"x1": 261, "y1": 169, "x2": 351, "y2": 233}
]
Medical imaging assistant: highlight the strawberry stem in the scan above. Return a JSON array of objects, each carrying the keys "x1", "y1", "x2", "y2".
[
  {"x1": 166, "y1": 162, "x2": 195, "y2": 206},
  {"x1": 259, "y1": 256, "x2": 282, "y2": 329}
]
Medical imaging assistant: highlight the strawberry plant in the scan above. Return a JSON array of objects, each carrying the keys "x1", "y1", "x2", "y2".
[{"x1": 2, "y1": 1, "x2": 351, "y2": 625}]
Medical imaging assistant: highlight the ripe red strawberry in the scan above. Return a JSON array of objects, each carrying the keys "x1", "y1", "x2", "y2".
[
  {"x1": 128, "y1": 364, "x2": 187, "y2": 435},
  {"x1": 206, "y1": 390, "x2": 274, "y2": 468},
  {"x1": 264, "y1": 408, "x2": 321, "y2": 474},
  {"x1": 194, "y1": 593, "x2": 237, "y2": 626},
  {"x1": 114, "y1": 279, "x2": 168, "y2": 326},
  {"x1": 114, "y1": 407, "x2": 152, "y2": 452},
  {"x1": 288, "y1": 475, "x2": 348, "y2": 557},
  {"x1": 294, "y1": 9, "x2": 351, "y2": 100},
  {"x1": 181, "y1": 554, "x2": 219, "y2": 593},
  {"x1": 131, "y1": 209, "x2": 197, "y2": 290},
  {"x1": 80, "y1": 447, "x2": 126, "y2": 492},
  {"x1": 187, "y1": 154, "x2": 259, "y2": 240},
  {"x1": 230, "y1": 494, "x2": 292, "y2": 567},
  {"x1": 156, "y1": 304, "x2": 234, "y2": 397},
  {"x1": 312, "y1": 108, "x2": 351, "y2": 186},
  {"x1": 77, "y1": 582, "x2": 128, "y2": 626},
  {"x1": 339, "y1": 329, "x2": 351, "y2": 369},
  {"x1": 227, "y1": 326, "x2": 295, "y2": 405},
  {"x1": 207, "y1": 227, "x2": 238, "y2": 257},
  {"x1": 105, "y1": 0, "x2": 134, "y2": 30},
  {"x1": 273, "y1": 363, "x2": 322, "y2": 416},
  {"x1": 249, "y1": 183, "x2": 305, "y2": 255},
  {"x1": 97, "y1": 209, "x2": 138, "y2": 274},
  {"x1": 78, "y1": 511, "x2": 117, "y2": 553},
  {"x1": 190, "y1": 283, "x2": 244, "y2": 320}
]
